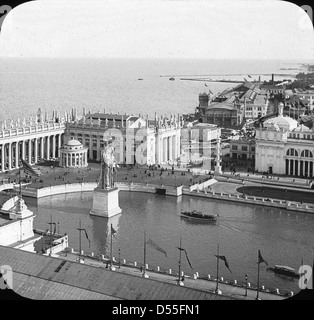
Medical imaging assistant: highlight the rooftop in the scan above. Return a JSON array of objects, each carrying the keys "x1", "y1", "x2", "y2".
[{"x1": 0, "y1": 245, "x2": 233, "y2": 300}]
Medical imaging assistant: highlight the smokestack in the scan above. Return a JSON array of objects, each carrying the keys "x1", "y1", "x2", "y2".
[{"x1": 272, "y1": 74, "x2": 274, "y2": 86}]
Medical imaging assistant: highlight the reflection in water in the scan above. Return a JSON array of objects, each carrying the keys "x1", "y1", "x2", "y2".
[{"x1": 21, "y1": 191, "x2": 314, "y2": 294}]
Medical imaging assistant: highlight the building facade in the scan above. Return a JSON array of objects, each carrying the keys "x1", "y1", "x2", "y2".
[
  {"x1": 255, "y1": 104, "x2": 314, "y2": 176},
  {"x1": 65, "y1": 112, "x2": 182, "y2": 166},
  {"x1": 230, "y1": 137, "x2": 255, "y2": 160}
]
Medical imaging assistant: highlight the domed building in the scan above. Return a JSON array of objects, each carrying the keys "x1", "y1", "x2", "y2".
[
  {"x1": 255, "y1": 103, "x2": 314, "y2": 177},
  {"x1": 59, "y1": 139, "x2": 88, "y2": 168},
  {"x1": 263, "y1": 103, "x2": 298, "y2": 131}
]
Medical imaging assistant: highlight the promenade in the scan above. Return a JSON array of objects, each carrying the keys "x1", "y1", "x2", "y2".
[{"x1": 56, "y1": 250, "x2": 287, "y2": 300}]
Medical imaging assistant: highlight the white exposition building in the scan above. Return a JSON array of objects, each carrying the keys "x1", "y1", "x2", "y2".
[
  {"x1": 255, "y1": 103, "x2": 314, "y2": 177},
  {"x1": 65, "y1": 111, "x2": 182, "y2": 166}
]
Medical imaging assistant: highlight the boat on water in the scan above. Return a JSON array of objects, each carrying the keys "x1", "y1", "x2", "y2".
[
  {"x1": 138, "y1": 78, "x2": 143, "y2": 80},
  {"x1": 180, "y1": 210, "x2": 217, "y2": 222},
  {"x1": 169, "y1": 77, "x2": 175, "y2": 81},
  {"x1": 267, "y1": 265, "x2": 299, "y2": 279}
]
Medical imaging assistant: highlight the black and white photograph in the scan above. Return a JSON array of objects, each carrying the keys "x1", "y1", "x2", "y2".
[{"x1": 0, "y1": 0, "x2": 314, "y2": 307}]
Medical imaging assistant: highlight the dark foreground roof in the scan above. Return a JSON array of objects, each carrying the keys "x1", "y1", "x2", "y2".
[{"x1": 0, "y1": 245, "x2": 233, "y2": 300}]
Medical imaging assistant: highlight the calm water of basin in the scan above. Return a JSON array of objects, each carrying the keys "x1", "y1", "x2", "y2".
[{"x1": 23, "y1": 191, "x2": 314, "y2": 294}]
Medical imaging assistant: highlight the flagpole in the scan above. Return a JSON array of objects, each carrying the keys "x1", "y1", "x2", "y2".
[
  {"x1": 49, "y1": 214, "x2": 53, "y2": 256},
  {"x1": 256, "y1": 250, "x2": 260, "y2": 300},
  {"x1": 79, "y1": 220, "x2": 82, "y2": 261},
  {"x1": 178, "y1": 237, "x2": 182, "y2": 284},
  {"x1": 143, "y1": 230, "x2": 147, "y2": 277},
  {"x1": 110, "y1": 223, "x2": 113, "y2": 269},
  {"x1": 215, "y1": 243, "x2": 220, "y2": 293}
]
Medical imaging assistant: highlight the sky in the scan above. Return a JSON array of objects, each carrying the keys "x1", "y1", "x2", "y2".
[{"x1": 0, "y1": 0, "x2": 313, "y2": 59}]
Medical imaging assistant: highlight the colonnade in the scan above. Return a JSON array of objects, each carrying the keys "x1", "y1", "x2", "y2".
[
  {"x1": 59, "y1": 151, "x2": 88, "y2": 168},
  {"x1": 0, "y1": 134, "x2": 62, "y2": 172},
  {"x1": 285, "y1": 158, "x2": 314, "y2": 177}
]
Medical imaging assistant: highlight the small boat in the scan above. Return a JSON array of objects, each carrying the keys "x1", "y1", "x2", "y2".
[
  {"x1": 169, "y1": 77, "x2": 175, "y2": 81},
  {"x1": 180, "y1": 210, "x2": 217, "y2": 222},
  {"x1": 138, "y1": 78, "x2": 143, "y2": 80},
  {"x1": 267, "y1": 265, "x2": 299, "y2": 279}
]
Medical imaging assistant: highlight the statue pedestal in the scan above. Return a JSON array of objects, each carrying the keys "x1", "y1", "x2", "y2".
[{"x1": 90, "y1": 187, "x2": 122, "y2": 218}]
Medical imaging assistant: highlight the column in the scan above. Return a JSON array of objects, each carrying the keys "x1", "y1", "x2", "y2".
[
  {"x1": 1, "y1": 144, "x2": 5, "y2": 172},
  {"x1": 58, "y1": 134, "x2": 61, "y2": 157},
  {"x1": 168, "y1": 136, "x2": 173, "y2": 161},
  {"x1": 41, "y1": 137, "x2": 44, "y2": 159},
  {"x1": 66, "y1": 153, "x2": 68, "y2": 167},
  {"x1": 52, "y1": 135, "x2": 56, "y2": 159},
  {"x1": 305, "y1": 161, "x2": 309, "y2": 177},
  {"x1": 34, "y1": 138, "x2": 38, "y2": 163},
  {"x1": 22, "y1": 140, "x2": 25, "y2": 160},
  {"x1": 96, "y1": 137, "x2": 101, "y2": 161},
  {"x1": 163, "y1": 138, "x2": 167, "y2": 162},
  {"x1": 290, "y1": 159, "x2": 293, "y2": 175},
  {"x1": 15, "y1": 142, "x2": 19, "y2": 169},
  {"x1": 172, "y1": 135, "x2": 176, "y2": 160},
  {"x1": 8, "y1": 142, "x2": 12, "y2": 170},
  {"x1": 295, "y1": 160, "x2": 299, "y2": 177},
  {"x1": 46, "y1": 136, "x2": 50, "y2": 160},
  {"x1": 28, "y1": 139, "x2": 32, "y2": 164}
]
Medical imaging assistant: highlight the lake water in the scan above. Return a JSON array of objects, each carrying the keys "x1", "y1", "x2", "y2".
[
  {"x1": 0, "y1": 57, "x2": 311, "y2": 121},
  {"x1": 20, "y1": 190, "x2": 314, "y2": 295}
]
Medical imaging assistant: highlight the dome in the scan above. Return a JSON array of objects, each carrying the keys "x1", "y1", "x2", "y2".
[
  {"x1": 64, "y1": 139, "x2": 83, "y2": 150},
  {"x1": 66, "y1": 139, "x2": 82, "y2": 147},
  {"x1": 264, "y1": 115, "x2": 298, "y2": 131}
]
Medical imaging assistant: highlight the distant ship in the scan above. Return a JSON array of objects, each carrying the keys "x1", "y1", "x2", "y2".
[
  {"x1": 169, "y1": 77, "x2": 175, "y2": 81},
  {"x1": 138, "y1": 78, "x2": 143, "y2": 80}
]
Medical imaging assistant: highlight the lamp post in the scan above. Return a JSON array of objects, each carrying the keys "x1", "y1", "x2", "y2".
[{"x1": 245, "y1": 274, "x2": 248, "y2": 297}]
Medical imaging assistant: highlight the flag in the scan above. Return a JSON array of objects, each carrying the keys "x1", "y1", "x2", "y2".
[
  {"x1": 20, "y1": 158, "x2": 41, "y2": 177},
  {"x1": 258, "y1": 250, "x2": 268, "y2": 265},
  {"x1": 78, "y1": 227, "x2": 91, "y2": 248},
  {"x1": 177, "y1": 247, "x2": 193, "y2": 269},
  {"x1": 111, "y1": 224, "x2": 117, "y2": 238},
  {"x1": 215, "y1": 255, "x2": 232, "y2": 274},
  {"x1": 146, "y1": 238, "x2": 167, "y2": 257}
]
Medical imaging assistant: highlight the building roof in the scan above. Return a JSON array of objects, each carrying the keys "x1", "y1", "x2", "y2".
[
  {"x1": 206, "y1": 102, "x2": 236, "y2": 111},
  {"x1": 0, "y1": 245, "x2": 233, "y2": 300},
  {"x1": 87, "y1": 113, "x2": 131, "y2": 121}
]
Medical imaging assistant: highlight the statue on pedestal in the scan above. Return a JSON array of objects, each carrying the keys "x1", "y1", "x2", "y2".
[{"x1": 99, "y1": 139, "x2": 116, "y2": 189}]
